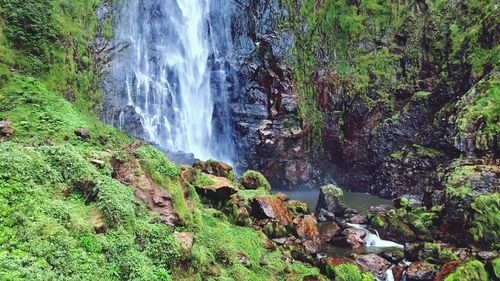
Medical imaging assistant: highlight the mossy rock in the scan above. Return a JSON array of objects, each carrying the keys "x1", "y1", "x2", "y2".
[
  {"x1": 325, "y1": 263, "x2": 374, "y2": 281},
  {"x1": 239, "y1": 170, "x2": 271, "y2": 192},
  {"x1": 444, "y1": 260, "x2": 488, "y2": 281}
]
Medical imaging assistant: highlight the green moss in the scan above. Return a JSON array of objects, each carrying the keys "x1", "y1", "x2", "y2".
[
  {"x1": 325, "y1": 263, "x2": 374, "y2": 281},
  {"x1": 444, "y1": 260, "x2": 488, "y2": 281},
  {"x1": 412, "y1": 91, "x2": 432, "y2": 101},
  {"x1": 320, "y1": 184, "x2": 344, "y2": 201},
  {"x1": 423, "y1": 243, "x2": 457, "y2": 262},
  {"x1": 192, "y1": 211, "x2": 322, "y2": 281},
  {"x1": 470, "y1": 193, "x2": 500, "y2": 247},
  {"x1": 193, "y1": 170, "x2": 216, "y2": 187},
  {"x1": 135, "y1": 145, "x2": 194, "y2": 226},
  {"x1": 372, "y1": 215, "x2": 386, "y2": 228},
  {"x1": 413, "y1": 145, "x2": 442, "y2": 158},
  {"x1": 492, "y1": 257, "x2": 500, "y2": 280},
  {"x1": 455, "y1": 74, "x2": 499, "y2": 138},
  {"x1": 240, "y1": 170, "x2": 272, "y2": 192}
]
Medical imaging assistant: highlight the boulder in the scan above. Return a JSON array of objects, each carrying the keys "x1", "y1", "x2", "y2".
[
  {"x1": 288, "y1": 200, "x2": 309, "y2": 215},
  {"x1": 316, "y1": 208, "x2": 336, "y2": 222},
  {"x1": 405, "y1": 261, "x2": 436, "y2": 281},
  {"x1": 195, "y1": 175, "x2": 238, "y2": 201},
  {"x1": 74, "y1": 128, "x2": 91, "y2": 139},
  {"x1": 252, "y1": 195, "x2": 293, "y2": 225},
  {"x1": 240, "y1": 170, "x2": 270, "y2": 191},
  {"x1": 193, "y1": 160, "x2": 233, "y2": 178},
  {"x1": 295, "y1": 215, "x2": 319, "y2": 240},
  {"x1": 0, "y1": 120, "x2": 14, "y2": 140},
  {"x1": 331, "y1": 227, "x2": 366, "y2": 249},
  {"x1": 317, "y1": 221, "x2": 340, "y2": 242},
  {"x1": 315, "y1": 184, "x2": 346, "y2": 216},
  {"x1": 355, "y1": 254, "x2": 391, "y2": 279},
  {"x1": 350, "y1": 213, "x2": 367, "y2": 224}
]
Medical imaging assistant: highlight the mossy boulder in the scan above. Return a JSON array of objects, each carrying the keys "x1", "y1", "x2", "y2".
[
  {"x1": 315, "y1": 184, "x2": 346, "y2": 216},
  {"x1": 325, "y1": 262, "x2": 374, "y2": 281},
  {"x1": 239, "y1": 170, "x2": 271, "y2": 191},
  {"x1": 443, "y1": 260, "x2": 488, "y2": 281}
]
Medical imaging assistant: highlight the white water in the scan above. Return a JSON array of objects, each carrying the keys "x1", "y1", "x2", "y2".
[
  {"x1": 347, "y1": 223, "x2": 404, "y2": 249},
  {"x1": 108, "y1": 0, "x2": 235, "y2": 164}
]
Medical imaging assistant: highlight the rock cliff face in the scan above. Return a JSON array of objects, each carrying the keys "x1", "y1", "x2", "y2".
[
  {"x1": 221, "y1": 0, "x2": 320, "y2": 188},
  {"x1": 102, "y1": 0, "x2": 498, "y2": 196},
  {"x1": 222, "y1": 0, "x2": 498, "y2": 196}
]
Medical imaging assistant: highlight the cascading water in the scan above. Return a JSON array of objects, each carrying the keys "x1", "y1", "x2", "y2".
[{"x1": 104, "y1": 0, "x2": 236, "y2": 164}]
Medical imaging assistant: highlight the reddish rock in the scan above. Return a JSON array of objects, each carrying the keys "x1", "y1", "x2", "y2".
[
  {"x1": 331, "y1": 227, "x2": 366, "y2": 249},
  {"x1": 295, "y1": 215, "x2": 319, "y2": 240},
  {"x1": 252, "y1": 195, "x2": 293, "y2": 225},
  {"x1": 152, "y1": 194, "x2": 166, "y2": 207},
  {"x1": 434, "y1": 260, "x2": 463, "y2": 281},
  {"x1": 317, "y1": 221, "x2": 340, "y2": 242},
  {"x1": 195, "y1": 175, "x2": 238, "y2": 201},
  {"x1": 193, "y1": 160, "x2": 233, "y2": 177},
  {"x1": 406, "y1": 261, "x2": 436, "y2": 281},
  {"x1": 355, "y1": 254, "x2": 391, "y2": 278},
  {"x1": 324, "y1": 257, "x2": 357, "y2": 267},
  {"x1": 392, "y1": 265, "x2": 405, "y2": 281}
]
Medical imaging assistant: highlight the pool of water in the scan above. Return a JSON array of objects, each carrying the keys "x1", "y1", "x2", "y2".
[{"x1": 275, "y1": 190, "x2": 391, "y2": 212}]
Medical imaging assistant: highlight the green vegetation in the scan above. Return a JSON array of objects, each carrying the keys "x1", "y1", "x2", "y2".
[
  {"x1": 454, "y1": 73, "x2": 499, "y2": 145},
  {"x1": 190, "y1": 212, "x2": 321, "y2": 281},
  {"x1": 470, "y1": 193, "x2": 500, "y2": 248},
  {"x1": 325, "y1": 263, "x2": 374, "y2": 281},
  {"x1": 280, "y1": 0, "x2": 498, "y2": 143},
  {"x1": 240, "y1": 170, "x2": 272, "y2": 192},
  {"x1": 0, "y1": 0, "x2": 109, "y2": 112},
  {"x1": 444, "y1": 260, "x2": 488, "y2": 281}
]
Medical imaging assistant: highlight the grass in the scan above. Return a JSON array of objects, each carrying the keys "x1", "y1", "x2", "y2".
[{"x1": 190, "y1": 211, "x2": 322, "y2": 281}]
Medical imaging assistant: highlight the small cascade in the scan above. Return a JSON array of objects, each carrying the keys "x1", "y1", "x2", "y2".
[{"x1": 347, "y1": 223, "x2": 404, "y2": 249}]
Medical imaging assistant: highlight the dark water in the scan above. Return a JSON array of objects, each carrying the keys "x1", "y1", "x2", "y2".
[{"x1": 276, "y1": 190, "x2": 391, "y2": 212}]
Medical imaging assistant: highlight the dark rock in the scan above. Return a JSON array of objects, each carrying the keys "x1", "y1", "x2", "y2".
[
  {"x1": 0, "y1": 120, "x2": 14, "y2": 141},
  {"x1": 302, "y1": 275, "x2": 321, "y2": 281},
  {"x1": 315, "y1": 184, "x2": 346, "y2": 216},
  {"x1": 405, "y1": 261, "x2": 436, "y2": 281},
  {"x1": 381, "y1": 248, "x2": 405, "y2": 264},
  {"x1": 74, "y1": 128, "x2": 91, "y2": 139},
  {"x1": 316, "y1": 208, "x2": 336, "y2": 222}
]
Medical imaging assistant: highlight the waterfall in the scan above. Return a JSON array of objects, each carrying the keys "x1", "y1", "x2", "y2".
[{"x1": 104, "y1": 0, "x2": 236, "y2": 165}]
